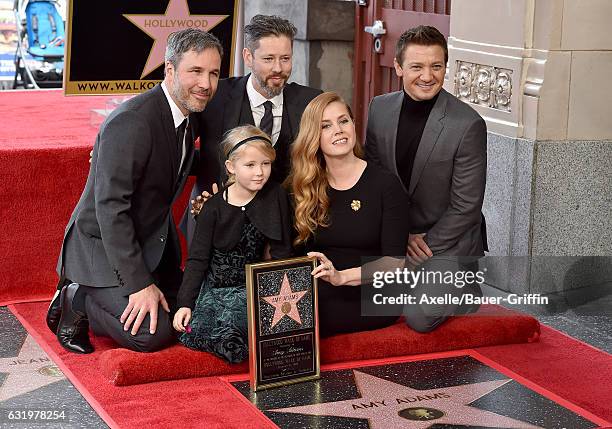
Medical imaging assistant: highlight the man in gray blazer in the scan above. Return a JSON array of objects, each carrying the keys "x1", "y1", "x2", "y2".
[
  {"x1": 46, "y1": 29, "x2": 223, "y2": 353},
  {"x1": 365, "y1": 26, "x2": 487, "y2": 332}
]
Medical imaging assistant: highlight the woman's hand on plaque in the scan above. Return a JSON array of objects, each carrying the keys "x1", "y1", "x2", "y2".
[{"x1": 308, "y1": 251, "x2": 344, "y2": 286}]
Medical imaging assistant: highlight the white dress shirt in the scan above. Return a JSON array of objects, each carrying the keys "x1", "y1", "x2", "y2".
[
  {"x1": 161, "y1": 82, "x2": 189, "y2": 171},
  {"x1": 246, "y1": 74, "x2": 283, "y2": 145}
]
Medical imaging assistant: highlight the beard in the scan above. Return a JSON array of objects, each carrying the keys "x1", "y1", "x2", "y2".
[
  {"x1": 170, "y1": 76, "x2": 210, "y2": 113},
  {"x1": 253, "y1": 71, "x2": 288, "y2": 98}
]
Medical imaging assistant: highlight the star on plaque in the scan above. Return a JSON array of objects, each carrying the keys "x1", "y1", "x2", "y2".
[
  {"x1": 0, "y1": 335, "x2": 64, "y2": 401},
  {"x1": 123, "y1": 0, "x2": 228, "y2": 78},
  {"x1": 270, "y1": 370, "x2": 542, "y2": 428},
  {"x1": 262, "y1": 273, "x2": 308, "y2": 328}
]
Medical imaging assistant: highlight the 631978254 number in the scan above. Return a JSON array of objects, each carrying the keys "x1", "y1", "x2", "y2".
[{"x1": 0, "y1": 408, "x2": 68, "y2": 422}]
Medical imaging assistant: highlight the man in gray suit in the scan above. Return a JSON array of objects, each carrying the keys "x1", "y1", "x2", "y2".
[
  {"x1": 46, "y1": 29, "x2": 223, "y2": 353},
  {"x1": 365, "y1": 26, "x2": 487, "y2": 332}
]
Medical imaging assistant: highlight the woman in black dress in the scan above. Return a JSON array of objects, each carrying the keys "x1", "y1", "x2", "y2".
[{"x1": 286, "y1": 92, "x2": 409, "y2": 337}]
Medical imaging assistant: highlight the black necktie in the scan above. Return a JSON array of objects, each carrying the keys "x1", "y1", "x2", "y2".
[
  {"x1": 176, "y1": 118, "x2": 187, "y2": 156},
  {"x1": 260, "y1": 100, "x2": 273, "y2": 137}
]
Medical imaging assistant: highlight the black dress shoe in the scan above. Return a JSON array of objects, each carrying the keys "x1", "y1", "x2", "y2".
[
  {"x1": 46, "y1": 288, "x2": 64, "y2": 334},
  {"x1": 56, "y1": 283, "x2": 94, "y2": 354}
]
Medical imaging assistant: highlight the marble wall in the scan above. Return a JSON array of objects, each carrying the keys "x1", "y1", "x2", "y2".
[
  {"x1": 531, "y1": 141, "x2": 612, "y2": 257},
  {"x1": 481, "y1": 133, "x2": 533, "y2": 293},
  {"x1": 448, "y1": 0, "x2": 612, "y2": 141},
  {"x1": 449, "y1": 0, "x2": 612, "y2": 295},
  {"x1": 482, "y1": 134, "x2": 612, "y2": 293}
]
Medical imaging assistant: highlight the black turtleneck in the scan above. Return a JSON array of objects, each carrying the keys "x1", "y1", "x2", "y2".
[{"x1": 395, "y1": 91, "x2": 439, "y2": 190}]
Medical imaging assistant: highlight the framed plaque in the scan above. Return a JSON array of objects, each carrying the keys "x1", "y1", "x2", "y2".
[{"x1": 246, "y1": 256, "x2": 320, "y2": 391}]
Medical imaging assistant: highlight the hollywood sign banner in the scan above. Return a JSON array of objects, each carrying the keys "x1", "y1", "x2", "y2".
[{"x1": 64, "y1": 0, "x2": 239, "y2": 95}]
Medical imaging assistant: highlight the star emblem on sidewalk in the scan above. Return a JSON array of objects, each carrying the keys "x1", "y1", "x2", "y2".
[
  {"x1": 270, "y1": 370, "x2": 542, "y2": 428},
  {"x1": 262, "y1": 273, "x2": 308, "y2": 328},
  {"x1": 0, "y1": 335, "x2": 64, "y2": 402},
  {"x1": 123, "y1": 0, "x2": 228, "y2": 78}
]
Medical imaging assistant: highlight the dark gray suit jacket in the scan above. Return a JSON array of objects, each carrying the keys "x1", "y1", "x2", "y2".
[
  {"x1": 365, "y1": 88, "x2": 487, "y2": 257},
  {"x1": 57, "y1": 84, "x2": 196, "y2": 295}
]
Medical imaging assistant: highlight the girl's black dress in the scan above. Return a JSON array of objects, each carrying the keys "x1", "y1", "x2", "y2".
[{"x1": 176, "y1": 182, "x2": 293, "y2": 362}]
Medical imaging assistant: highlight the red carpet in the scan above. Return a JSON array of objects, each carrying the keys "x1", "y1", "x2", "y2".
[
  {"x1": 99, "y1": 305, "x2": 539, "y2": 386},
  {"x1": 10, "y1": 301, "x2": 273, "y2": 429},
  {"x1": 0, "y1": 90, "x2": 193, "y2": 305},
  {"x1": 475, "y1": 332, "x2": 612, "y2": 425},
  {"x1": 9, "y1": 301, "x2": 612, "y2": 428}
]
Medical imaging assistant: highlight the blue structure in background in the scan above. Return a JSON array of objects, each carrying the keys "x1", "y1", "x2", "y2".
[{"x1": 13, "y1": 0, "x2": 64, "y2": 88}]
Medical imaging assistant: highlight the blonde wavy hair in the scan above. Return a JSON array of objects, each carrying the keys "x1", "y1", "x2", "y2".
[
  {"x1": 222, "y1": 125, "x2": 276, "y2": 186},
  {"x1": 286, "y1": 92, "x2": 363, "y2": 245}
]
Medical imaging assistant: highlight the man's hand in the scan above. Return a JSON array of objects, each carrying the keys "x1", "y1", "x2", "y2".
[
  {"x1": 120, "y1": 284, "x2": 169, "y2": 335},
  {"x1": 173, "y1": 307, "x2": 192, "y2": 333},
  {"x1": 406, "y1": 233, "x2": 433, "y2": 266},
  {"x1": 190, "y1": 183, "x2": 219, "y2": 217}
]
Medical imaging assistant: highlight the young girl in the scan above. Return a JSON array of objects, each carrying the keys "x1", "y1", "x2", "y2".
[
  {"x1": 173, "y1": 125, "x2": 293, "y2": 363},
  {"x1": 286, "y1": 92, "x2": 408, "y2": 337}
]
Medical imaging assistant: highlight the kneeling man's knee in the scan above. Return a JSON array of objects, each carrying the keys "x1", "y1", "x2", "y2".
[
  {"x1": 128, "y1": 326, "x2": 175, "y2": 352},
  {"x1": 125, "y1": 314, "x2": 176, "y2": 352},
  {"x1": 404, "y1": 313, "x2": 447, "y2": 333}
]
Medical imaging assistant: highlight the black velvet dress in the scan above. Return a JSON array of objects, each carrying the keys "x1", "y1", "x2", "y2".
[
  {"x1": 176, "y1": 182, "x2": 293, "y2": 362},
  {"x1": 307, "y1": 164, "x2": 409, "y2": 337}
]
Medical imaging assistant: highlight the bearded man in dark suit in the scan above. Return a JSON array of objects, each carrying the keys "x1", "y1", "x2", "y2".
[
  {"x1": 183, "y1": 15, "x2": 321, "y2": 237},
  {"x1": 47, "y1": 29, "x2": 223, "y2": 353}
]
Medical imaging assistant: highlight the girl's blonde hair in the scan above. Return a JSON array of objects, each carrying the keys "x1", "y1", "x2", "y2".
[
  {"x1": 285, "y1": 91, "x2": 363, "y2": 245},
  {"x1": 222, "y1": 125, "x2": 276, "y2": 186}
]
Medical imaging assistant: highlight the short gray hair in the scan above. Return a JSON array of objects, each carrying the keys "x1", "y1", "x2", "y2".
[
  {"x1": 165, "y1": 28, "x2": 223, "y2": 71},
  {"x1": 244, "y1": 15, "x2": 297, "y2": 52}
]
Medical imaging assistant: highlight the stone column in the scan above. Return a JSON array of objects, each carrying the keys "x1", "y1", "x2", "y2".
[
  {"x1": 244, "y1": 0, "x2": 354, "y2": 104},
  {"x1": 445, "y1": 0, "x2": 612, "y2": 297}
]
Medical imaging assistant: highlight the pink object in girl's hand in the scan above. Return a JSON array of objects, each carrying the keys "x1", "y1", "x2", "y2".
[{"x1": 185, "y1": 325, "x2": 192, "y2": 333}]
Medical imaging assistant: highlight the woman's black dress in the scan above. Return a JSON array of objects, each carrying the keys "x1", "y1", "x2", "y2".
[{"x1": 308, "y1": 164, "x2": 409, "y2": 337}]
